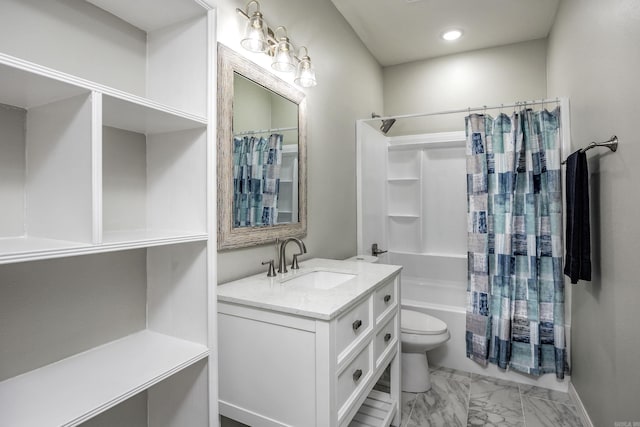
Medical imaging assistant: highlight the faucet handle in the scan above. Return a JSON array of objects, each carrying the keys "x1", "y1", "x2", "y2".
[
  {"x1": 261, "y1": 260, "x2": 277, "y2": 277},
  {"x1": 291, "y1": 253, "x2": 302, "y2": 270}
]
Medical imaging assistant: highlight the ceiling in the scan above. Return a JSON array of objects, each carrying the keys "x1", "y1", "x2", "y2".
[{"x1": 331, "y1": 0, "x2": 560, "y2": 67}]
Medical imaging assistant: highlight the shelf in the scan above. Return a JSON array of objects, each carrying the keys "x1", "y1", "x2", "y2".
[
  {"x1": 0, "y1": 237, "x2": 91, "y2": 264},
  {"x1": 101, "y1": 230, "x2": 208, "y2": 247},
  {"x1": 102, "y1": 94, "x2": 206, "y2": 135},
  {"x1": 0, "y1": 232, "x2": 208, "y2": 264},
  {"x1": 349, "y1": 390, "x2": 396, "y2": 427},
  {"x1": 0, "y1": 330, "x2": 209, "y2": 427},
  {"x1": 387, "y1": 178, "x2": 419, "y2": 183},
  {"x1": 0, "y1": 60, "x2": 89, "y2": 109},
  {"x1": 387, "y1": 250, "x2": 467, "y2": 259}
]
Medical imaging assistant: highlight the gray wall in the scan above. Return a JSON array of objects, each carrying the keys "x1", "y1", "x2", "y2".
[
  {"x1": 382, "y1": 39, "x2": 548, "y2": 134},
  {"x1": 216, "y1": 0, "x2": 383, "y2": 283},
  {"x1": 547, "y1": 0, "x2": 640, "y2": 425}
]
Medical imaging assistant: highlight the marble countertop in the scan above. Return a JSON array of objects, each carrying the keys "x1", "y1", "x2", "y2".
[{"x1": 217, "y1": 258, "x2": 402, "y2": 320}]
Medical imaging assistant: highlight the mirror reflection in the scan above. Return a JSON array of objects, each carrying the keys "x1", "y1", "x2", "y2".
[
  {"x1": 217, "y1": 43, "x2": 306, "y2": 250},
  {"x1": 232, "y1": 73, "x2": 299, "y2": 228}
]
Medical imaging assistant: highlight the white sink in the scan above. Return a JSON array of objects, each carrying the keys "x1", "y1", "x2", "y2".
[{"x1": 282, "y1": 270, "x2": 356, "y2": 290}]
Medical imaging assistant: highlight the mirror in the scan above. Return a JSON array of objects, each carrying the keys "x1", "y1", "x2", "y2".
[{"x1": 217, "y1": 43, "x2": 307, "y2": 250}]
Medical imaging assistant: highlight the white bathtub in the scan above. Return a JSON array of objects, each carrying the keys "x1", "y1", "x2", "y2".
[{"x1": 389, "y1": 252, "x2": 571, "y2": 392}]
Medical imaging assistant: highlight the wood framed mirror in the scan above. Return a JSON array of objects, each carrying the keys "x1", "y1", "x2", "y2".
[{"x1": 217, "y1": 43, "x2": 307, "y2": 250}]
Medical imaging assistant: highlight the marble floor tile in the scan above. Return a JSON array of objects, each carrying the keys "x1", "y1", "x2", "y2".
[
  {"x1": 522, "y1": 396, "x2": 585, "y2": 427},
  {"x1": 467, "y1": 407, "x2": 525, "y2": 427},
  {"x1": 396, "y1": 367, "x2": 582, "y2": 427},
  {"x1": 431, "y1": 366, "x2": 472, "y2": 384},
  {"x1": 469, "y1": 375, "x2": 523, "y2": 420},
  {"x1": 406, "y1": 375, "x2": 470, "y2": 427},
  {"x1": 401, "y1": 392, "x2": 418, "y2": 427},
  {"x1": 470, "y1": 374, "x2": 522, "y2": 391},
  {"x1": 519, "y1": 384, "x2": 574, "y2": 405}
]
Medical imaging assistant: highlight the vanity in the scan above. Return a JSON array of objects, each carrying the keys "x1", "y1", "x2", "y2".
[{"x1": 217, "y1": 258, "x2": 402, "y2": 427}]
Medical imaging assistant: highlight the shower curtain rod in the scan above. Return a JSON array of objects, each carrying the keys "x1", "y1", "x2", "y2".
[
  {"x1": 234, "y1": 126, "x2": 297, "y2": 136},
  {"x1": 366, "y1": 97, "x2": 561, "y2": 122}
]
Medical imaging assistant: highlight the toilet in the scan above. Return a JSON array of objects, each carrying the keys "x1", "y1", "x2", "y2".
[
  {"x1": 401, "y1": 309, "x2": 450, "y2": 392},
  {"x1": 345, "y1": 255, "x2": 450, "y2": 392}
]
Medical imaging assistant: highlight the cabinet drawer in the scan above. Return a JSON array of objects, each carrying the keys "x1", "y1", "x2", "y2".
[
  {"x1": 336, "y1": 297, "x2": 372, "y2": 360},
  {"x1": 374, "y1": 278, "x2": 397, "y2": 323},
  {"x1": 374, "y1": 314, "x2": 398, "y2": 368},
  {"x1": 337, "y1": 343, "x2": 371, "y2": 416}
]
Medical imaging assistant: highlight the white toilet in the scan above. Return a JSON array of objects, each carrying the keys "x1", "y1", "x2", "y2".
[
  {"x1": 345, "y1": 255, "x2": 450, "y2": 392},
  {"x1": 401, "y1": 308, "x2": 450, "y2": 392}
]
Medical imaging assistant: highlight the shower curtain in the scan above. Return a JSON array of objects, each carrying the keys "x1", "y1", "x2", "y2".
[
  {"x1": 233, "y1": 133, "x2": 283, "y2": 227},
  {"x1": 465, "y1": 108, "x2": 566, "y2": 379}
]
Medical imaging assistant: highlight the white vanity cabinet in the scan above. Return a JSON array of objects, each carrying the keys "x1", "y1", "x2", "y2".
[{"x1": 218, "y1": 258, "x2": 402, "y2": 427}]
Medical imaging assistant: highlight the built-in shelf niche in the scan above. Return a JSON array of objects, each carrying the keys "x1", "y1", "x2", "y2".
[
  {"x1": 0, "y1": 63, "x2": 94, "y2": 257},
  {"x1": 0, "y1": 244, "x2": 209, "y2": 427},
  {"x1": 101, "y1": 95, "x2": 207, "y2": 245},
  {"x1": 0, "y1": 62, "x2": 209, "y2": 263},
  {"x1": 385, "y1": 133, "x2": 466, "y2": 256},
  {"x1": 0, "y1": 0, "x2": 208, "y2": 118}
]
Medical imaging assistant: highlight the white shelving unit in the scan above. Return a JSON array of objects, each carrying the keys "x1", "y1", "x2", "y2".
[
  {"x1": 387, "y1": 148, "x2": 422, "y2": 253},
  {"x1": 0, "y1": 1, "x2": 216, "y2": 426},
  {"x1": 385, "y1": 132, "x2": 466, "y2": 255},
  {"x1": 277, "y1": 144, "x2": 299, "y2": 224}
]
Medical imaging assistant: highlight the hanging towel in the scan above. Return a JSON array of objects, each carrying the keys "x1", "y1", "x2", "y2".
[{"x1": 564, "y1": 150, "x2": 591, "y2": 283}]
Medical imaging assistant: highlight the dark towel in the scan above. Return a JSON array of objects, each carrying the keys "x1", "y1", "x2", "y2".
[{"x1": 564, "y1": 151, "x2": 591, "y2": 283}]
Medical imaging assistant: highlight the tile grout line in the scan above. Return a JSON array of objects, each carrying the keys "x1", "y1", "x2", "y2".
[
  {"x1": 464, "y1": 373, "x2": 472, "y2": 426},
  {"x1": 404, "y1": 393, "x2": 417, "y2": 427},
  {"x1": 518, "y1": 382, "x2": 528, "y2": 427}
]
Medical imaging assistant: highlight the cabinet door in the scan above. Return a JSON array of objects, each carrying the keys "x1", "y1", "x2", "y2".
[{"x1": 218, "y1": 311, "x2": 316, "y2": 427}]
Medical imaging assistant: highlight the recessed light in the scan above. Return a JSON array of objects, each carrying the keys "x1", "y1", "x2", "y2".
[{"x1": 441, "y1": 29, "x2": 463, "y2": 41}]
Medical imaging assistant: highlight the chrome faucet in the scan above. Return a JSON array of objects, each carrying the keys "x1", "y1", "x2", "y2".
[{"x1": 278, "y1": 237, "x2": 307, "y2": 274}]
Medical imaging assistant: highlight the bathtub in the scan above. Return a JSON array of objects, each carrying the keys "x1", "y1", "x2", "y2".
[{"x1": 387, "y1": 251, "x2": 571, "y2": 392}]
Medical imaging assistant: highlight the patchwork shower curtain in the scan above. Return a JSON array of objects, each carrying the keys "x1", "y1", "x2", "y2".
[
  {"x1": 465, "y1": 108, "x2": 566, "y2": 379},
  {"x1": 233, "y1": 133, "x2": 283, "y2": 227}
]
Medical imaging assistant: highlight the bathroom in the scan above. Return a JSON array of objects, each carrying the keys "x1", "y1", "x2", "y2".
[
  {"x1": 0, "y1": 0, "x2": 638, "y2": 427},
  {"x1": 217, "y1": 0, "x2": 640, "y2": 426}
]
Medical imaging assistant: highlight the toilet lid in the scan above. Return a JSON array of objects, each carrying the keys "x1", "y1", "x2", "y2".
[{"x1": 401, "y1": 309, "x2": 447, "y2": 335}]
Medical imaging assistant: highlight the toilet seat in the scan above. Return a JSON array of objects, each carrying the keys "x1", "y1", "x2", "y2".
[{"x1": 401, "y1": 309, "x2": 447, "y2": 335}]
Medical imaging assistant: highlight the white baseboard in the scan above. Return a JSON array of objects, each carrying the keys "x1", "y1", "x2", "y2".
[{"x1": 569, "y1": 382, "x2": 594, "y2": 427}]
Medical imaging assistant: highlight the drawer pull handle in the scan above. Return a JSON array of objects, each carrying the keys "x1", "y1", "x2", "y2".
[
  {"x1": 353, "y1": 369, "x2": 363, "y2": 382},
  {"x1": 384, "y1": 333, "x2": 392, "y2": 342},
  {"x1": 384, "y1": 294, "x2": 391, "y2": 303},
  {"x1": 352, "y1": 319, "x2": 362, "y2": 331}
]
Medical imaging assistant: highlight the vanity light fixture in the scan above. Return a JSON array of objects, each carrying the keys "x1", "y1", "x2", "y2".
[
  {"x1": 441, "y1": 29, "x2": 463, "y2": 41},
  {"x1": 272, "y1": 26, "x2": 296, "y2": 72},
  {"x1": 238, "y1": 0, "x2": 268, "y2": 52},
  {"x1": 236, "y1": 0, "x2": 317, "y2": 87},
  {"x1": 294, "y1": 47, "x2": 317, "y2": 88}
]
